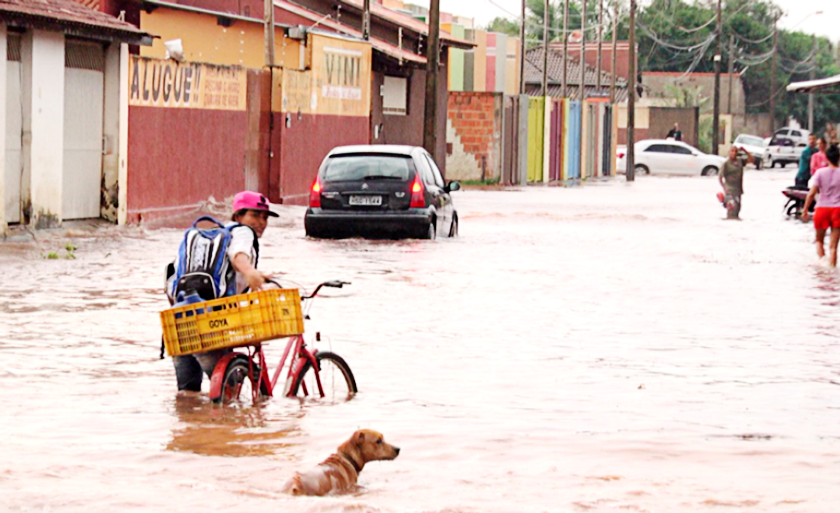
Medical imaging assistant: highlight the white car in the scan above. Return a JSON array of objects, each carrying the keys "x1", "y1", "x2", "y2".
[
  {"x1": 763, "y1": 127, "x2": 810, "y2": 147},
  {"x1": 617, "y1": 139, "x2": 726, "y2": 176},
  {"x1": 766, "y1": 136, "x2": 806, "y2": 168},
  {"x1": 732, "y1": 134, "x2": 770, "y2": 169}
]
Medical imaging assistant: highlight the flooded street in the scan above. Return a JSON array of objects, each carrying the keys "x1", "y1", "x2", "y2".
[{"x1": 3, "y1": 169, "x2": 840, "y2": 512}]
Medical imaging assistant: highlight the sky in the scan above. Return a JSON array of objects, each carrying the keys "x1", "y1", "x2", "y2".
[{"x1": 409, "y1": 0, "x2": 839, "y2": 42}]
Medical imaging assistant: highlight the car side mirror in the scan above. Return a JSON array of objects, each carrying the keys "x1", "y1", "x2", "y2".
[{"x1": 446, "y1": 181, "x2": 461, "y2": 192}]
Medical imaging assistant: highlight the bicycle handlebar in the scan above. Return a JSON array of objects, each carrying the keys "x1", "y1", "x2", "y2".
[
  {"x1": 264, "y1": 278, "x2": 350, "y2": 299},
  {"x1": 303, "y1": 280, "x2": 351, "y2": 299}
]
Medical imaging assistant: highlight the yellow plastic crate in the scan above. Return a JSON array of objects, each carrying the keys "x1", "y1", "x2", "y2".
[{"x1": 160, "y1": 289, "x2": 304, "y2": 357}]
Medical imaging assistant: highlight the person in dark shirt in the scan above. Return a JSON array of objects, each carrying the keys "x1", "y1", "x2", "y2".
[
  {"x1": 796, "y1": 134, "x2": 818, "y2": 189},
  {"x1": 666, "y1": 123, "x2": 682, "y2": 141}
]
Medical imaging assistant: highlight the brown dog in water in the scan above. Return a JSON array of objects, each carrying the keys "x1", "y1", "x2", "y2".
[{"x1": 282, "y1": 429, "x2": 400, "y2": 496}]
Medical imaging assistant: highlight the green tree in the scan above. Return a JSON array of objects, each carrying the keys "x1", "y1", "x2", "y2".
[{"x1": 484, "y1": 17, "x2": 521, "y2": 38}]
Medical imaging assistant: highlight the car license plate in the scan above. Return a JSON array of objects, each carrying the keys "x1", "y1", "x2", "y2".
[{"x1": 349, "y1": 195, "x2": 382, "y2": 206}]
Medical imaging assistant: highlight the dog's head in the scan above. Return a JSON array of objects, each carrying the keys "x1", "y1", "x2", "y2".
[{"x1": 341, "y1": 429, "x2": 400, "y2": 464}]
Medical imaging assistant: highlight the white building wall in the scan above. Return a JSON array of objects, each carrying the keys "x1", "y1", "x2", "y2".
[
  {"x1": 0, "y1": 24, "x2": 7, "y2": 234},
  {"x1": 29, "y1": 30, "x2": 64, "y2": 228},
  {"x1": 118, "y1": 43, "x2": 128, "y2": 226},
  {"x1": 102, "y1": 43, "x2": 121, "y2": 221}
]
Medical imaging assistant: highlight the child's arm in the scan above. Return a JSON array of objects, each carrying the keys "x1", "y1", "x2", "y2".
[{"x1": 232, "y1": 253, "x2": 271, "y2": 291}]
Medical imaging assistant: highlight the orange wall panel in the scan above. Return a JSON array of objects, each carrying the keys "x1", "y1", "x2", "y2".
[{"x1": 140, "y1": 8, "x2": 303, "y2": 69}]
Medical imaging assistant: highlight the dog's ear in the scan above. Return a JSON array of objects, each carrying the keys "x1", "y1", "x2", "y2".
[{"x1": 354, "y1": 431, "x2": 366, "y2": 445}]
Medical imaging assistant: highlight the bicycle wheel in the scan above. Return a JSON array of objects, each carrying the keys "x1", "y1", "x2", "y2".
[
  {"x1": 290, "y1": 351, "x2": 357, "y2": 402},
  {"x1": 217, "y1": 355, "x2": 270, "y2": 404}
]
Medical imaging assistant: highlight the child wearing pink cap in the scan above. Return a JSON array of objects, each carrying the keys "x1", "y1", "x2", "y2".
[
  {"x1": 228, "y1": 190, "x2": 277, "y2": 294},
  {"x1": 170, "y1": 191, "x2": 277, "y2": 392}
]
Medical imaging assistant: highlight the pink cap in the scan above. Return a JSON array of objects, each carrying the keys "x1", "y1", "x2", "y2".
[{"x1": 233, "y1": 191, "x2": 279, "y2": 217}]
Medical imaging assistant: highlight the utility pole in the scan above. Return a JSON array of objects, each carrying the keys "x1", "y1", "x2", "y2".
[
  {"x1": 712, "y1": 0, "x2": 722, "y2": 155},
  {"x1": 362, "y1": 0, "x2": 370, "y2": 40},
  {"x1": 264, "y1": 0, "x2": 275, "y2": 67},
  {"x1": 519, "y1": 0, "x2": 526, "y2": 94},
  {"x1": 597, "y1": 0, "x2": 603, "y2": 89},
  {"x1": 610, "y1": 1, "x2": 617, "y2": 103},
  {"x1": 627, "y1": 0, "x2": 636, "y2": 181},
  {"x1": 562, "y1": 0, "x2": 569, "y2": 97},
  {"x1": 423, "y1": 0, "x2": 440, "y2": 157},
  {"x1": 770, "y1": 15, "x2": 778, "y2": 131},
  {"x1": 581, "y1": 0, "x2": 587, "y2": 95},
  {"x1": 809, "y1": 35, "x2": 817, "y2": 132},
  {"x1": 542, "y1": 0, "x2": 549, "y2": 96},
  {"x1": 727, "y1": 33, "x2": 734, "y2": 114}
]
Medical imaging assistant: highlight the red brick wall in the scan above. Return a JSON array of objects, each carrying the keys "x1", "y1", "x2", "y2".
[{"x1": 446, "y1": 92, "x2": 503, "y2": 181}]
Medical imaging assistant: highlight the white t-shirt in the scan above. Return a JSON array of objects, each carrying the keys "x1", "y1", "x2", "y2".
[{"x1": 225, "y1": 223, "x2": 257, "y2": 294}]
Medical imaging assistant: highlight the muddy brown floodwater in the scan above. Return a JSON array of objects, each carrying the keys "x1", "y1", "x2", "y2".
[{"x1": 2, "y1": 170, "x2": 840, "y2": 512}]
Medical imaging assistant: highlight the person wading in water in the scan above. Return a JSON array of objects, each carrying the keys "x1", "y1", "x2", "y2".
[
  {"x1": 719, "y1": 146, "x2": 753, "y2": 220},
  {"x1": 802, "y1": 144, "x2": 840, "y2": 267}
]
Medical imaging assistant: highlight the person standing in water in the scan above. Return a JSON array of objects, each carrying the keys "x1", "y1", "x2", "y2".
[
  {"x1": 802, "y1": 144, "x2": 840, "y2": 267},
  {"x1": 811, "y1": 137, "x2": 829, "y2": 175},
  {"x1": 796, "y1": 134, "x2": 818, "y2": 190},
  {"x1": 719, "y1": 146, "x2": 753, "y2": 220}
]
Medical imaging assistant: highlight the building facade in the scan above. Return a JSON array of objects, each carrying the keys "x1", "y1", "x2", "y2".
[{"x1": 1, "y1": 0, "x2": 150, "y2": 233}]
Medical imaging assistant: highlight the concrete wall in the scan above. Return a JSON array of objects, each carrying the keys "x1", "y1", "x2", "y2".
[
  {"x1": 29, "y1": 30, "x2": 65, "y2": 229},
  {"x1": 370, "y1": 65, "x2": 449, "y2": 175},
  {"x1": 735, "y1": 112, "x2": 773, "y2": 139},
  {"x1": 648, "y1": 107, "x2": 699, "y2": 148},
  {"x1": 0, "y1": 24, "x2": 6, "y2": 234},
  {"x1": 642, "y1": 72, "x2": 745, "y2": 116},
  {"x1": 616, "y1": 103, "x2": 650, "y2": 145},
  {"x1": 101, "y1": 42, "x2": 121, "y2": 221},
  {"x1": 446, "y1": 92, "x2": 502, "y2": 181}
]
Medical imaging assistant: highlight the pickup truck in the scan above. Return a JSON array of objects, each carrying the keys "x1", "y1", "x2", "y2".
[{"x1": 767, "y1": 137, "x2": 806, "y2": 168}]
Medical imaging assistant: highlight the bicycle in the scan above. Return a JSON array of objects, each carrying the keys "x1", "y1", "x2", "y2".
[{"x1": 160, "y1": 280, "x2": 358, "y2": 405}]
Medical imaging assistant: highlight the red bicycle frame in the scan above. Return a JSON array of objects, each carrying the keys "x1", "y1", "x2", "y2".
[{"x1": 209, "y1": 334, "x2": 324, "y2": 402}]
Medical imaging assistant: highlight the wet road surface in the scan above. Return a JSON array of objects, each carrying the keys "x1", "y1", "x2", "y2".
[{"x1": 2, "y1": 169, "x2": 840, "y2": 512}]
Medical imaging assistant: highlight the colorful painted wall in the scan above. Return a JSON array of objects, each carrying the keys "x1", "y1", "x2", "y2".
[{"x1": 443, "y1": 23, "x2": 465, "y2": 92}]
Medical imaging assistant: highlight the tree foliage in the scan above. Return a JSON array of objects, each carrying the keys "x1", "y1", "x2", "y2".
[
  {"x1": 484, "y1": 17, "x2": 521, "y2": 38},
  {"x1": 521, "y1": 0, "x2": 840, "y2": 129}
]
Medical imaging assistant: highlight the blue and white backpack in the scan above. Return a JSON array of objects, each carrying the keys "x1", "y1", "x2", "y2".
[{"x1": 166, "y1": 216, "x2": 259, "y2": 303}]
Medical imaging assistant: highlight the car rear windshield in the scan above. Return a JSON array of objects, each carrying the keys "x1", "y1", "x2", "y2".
[
  {"x1": 323, "y1": 154, "x2": 412, "y2": 182},
  {"x1": 736, "y1": 136, "x2": 763, "y2": 146}
]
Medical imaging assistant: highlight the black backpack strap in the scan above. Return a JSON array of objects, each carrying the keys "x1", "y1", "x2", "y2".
[{"x1": 228, "y1": 222, "x2": 260, "y2": 267}]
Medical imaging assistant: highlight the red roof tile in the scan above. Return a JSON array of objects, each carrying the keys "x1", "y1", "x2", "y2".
[{"x1": 0, "y1": 0, "x2": 151, "y2": 41}]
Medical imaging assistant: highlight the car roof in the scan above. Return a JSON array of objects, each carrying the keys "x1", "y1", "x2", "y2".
[
  {"x1": 637, "y1": 139, "x2": 694, "y2": 149},
  {"x1": 328, "y1": 145, "x2": 420, "y2": 157}
]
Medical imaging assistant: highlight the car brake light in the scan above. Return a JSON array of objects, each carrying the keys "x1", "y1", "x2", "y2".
[
  {"x1": 410, "y1": 176, "x2": 425, "y2": 208},
  {"x1": 309, "y1": 177, "x2": 321, "y2": 208}
]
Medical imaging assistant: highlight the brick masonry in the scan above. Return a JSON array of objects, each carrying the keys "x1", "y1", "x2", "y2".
[{"x1": 446, "y1": 92, "x2": 503, "y2": 181}]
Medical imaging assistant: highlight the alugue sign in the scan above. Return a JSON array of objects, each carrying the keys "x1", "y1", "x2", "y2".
[{"x1": 128, "y1": 55, "x2": 247, "y2": 111}]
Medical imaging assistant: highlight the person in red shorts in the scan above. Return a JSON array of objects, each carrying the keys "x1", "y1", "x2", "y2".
[{"x1": 803, "y1": 144, "x2": 840, "y2": 267}]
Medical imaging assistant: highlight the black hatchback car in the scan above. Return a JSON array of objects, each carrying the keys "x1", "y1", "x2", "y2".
[{"x1": 304, "y1": 145, "x2": 460, "y2": 239}]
